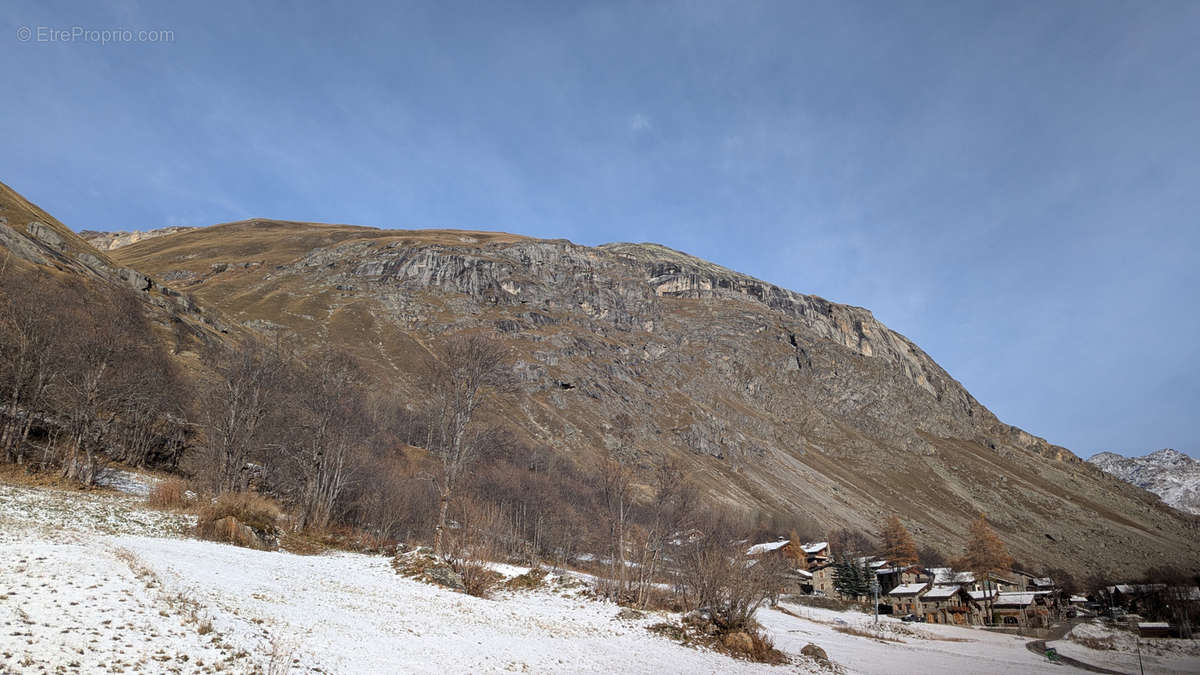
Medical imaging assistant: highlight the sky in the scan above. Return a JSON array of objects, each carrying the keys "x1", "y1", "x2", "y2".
[{"x1": 2, "y1": 1, "x2": 1197, "y2": 459}]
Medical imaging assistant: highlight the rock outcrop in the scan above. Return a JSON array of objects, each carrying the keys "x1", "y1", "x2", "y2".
[{"x1": 80, "y1": 226, "x2": 195, "y2": 251}]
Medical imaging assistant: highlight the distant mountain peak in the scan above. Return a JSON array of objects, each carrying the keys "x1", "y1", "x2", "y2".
[{"x1": 1089, "y1": 449, "x2": 1200, "y2": 515}]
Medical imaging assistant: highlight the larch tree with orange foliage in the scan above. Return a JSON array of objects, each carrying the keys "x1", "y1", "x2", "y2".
[
  {"x1": 961, "y1": 514, "x2": 1013, "y2": 624},
  {"x1": 880, "y1": 515, "x2": 919, "y2": 566}
]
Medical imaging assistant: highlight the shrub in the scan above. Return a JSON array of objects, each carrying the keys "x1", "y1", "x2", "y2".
[
  {"x1": 195, "y1": 492, "x2": 281, "y2": 549},
  {"x1": 452, "y1": 558, "x2": 502, "y2": 598},
  {"x1": 146, "y1": 478, "x2": 190, "y2": 510}
]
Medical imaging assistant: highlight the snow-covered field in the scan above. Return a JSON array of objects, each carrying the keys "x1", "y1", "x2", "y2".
[
  {"x1": 1047, "y1": 620, "x2": 1200, "y2": 675},
  {"x1": 0, "y1": 478, "x2": 1168, "y2": 674}
]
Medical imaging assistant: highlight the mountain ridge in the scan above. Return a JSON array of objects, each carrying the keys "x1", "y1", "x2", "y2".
[
  {"x1": 4, "y1": 187, "x2": 1197, "y2": 576},
  {"x1": 1089, "y1": 449, "x2": 1200, "y2": 516},
  {"x1": 101, "y1": 214, "x2": 1197, "y2": 576}
]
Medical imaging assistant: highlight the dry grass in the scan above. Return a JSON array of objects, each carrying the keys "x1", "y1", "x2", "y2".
[
  {"x1": 742, "y1": 627, "x2": 789, "y2": 665},
  {"x1": 146, "y1": 478, "x2": 191, "y2": 510},
  {"x1": 0, "y1": 463, "x2": 86, "y2": 490},
  {"x1": 833, "y1": 625, "x2": 904, "y2": 643},
  {"x1": 279, "y1": 525, "x2": 396, "y2": 556},
  {"x1": 198, "y1": 492, "x2": 280, "y2": 530},
  {"x1": 195, "y1": 492, "x2": 281, "y2": 549},
  {"x1": 648, "y1": 617, "x2": 788, "y2": 665}
]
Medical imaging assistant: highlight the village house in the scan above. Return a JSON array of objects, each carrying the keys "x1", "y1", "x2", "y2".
[
  {"x1": 744, "y1": 538, "x2": 837, "y2": 596},
  {"x1": 917, "y1": 585, "x2": 983, "y2": 625},
  {"x1": 1010, "y1": 569, "x2": 1055, "y2": 592},
  {"x1": 886, "y1": 582, "x2": 928, "y2": 617},
  {"x1": 798, "y1": 541, "x2": 831, "y2": 567},
  {"x1": 876, "y1": 565, "x2": 926, "y2": 593},
  {"x1": 809, "y1": 562, "x2": 836, "y2": 597},
  {"x1": 991, "y1": 591, "x2": 1057, "y2": 628}
]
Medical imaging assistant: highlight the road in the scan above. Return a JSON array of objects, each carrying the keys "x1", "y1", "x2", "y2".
[{"x1": 1026, "y1": 620, "x2": 1128, "y2": 675}]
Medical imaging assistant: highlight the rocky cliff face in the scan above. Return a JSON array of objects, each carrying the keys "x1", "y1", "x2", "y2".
[
  {"x1": 0, "y1": 181, "x2": 232, "y2": 351},
  {"x1": 103, "y1": 218, "x2": 1200, "y2": 577},
  {"x1": 1089, "y1": 450, "x2": 1200, "y2": 515},
  {"x1": 80, "y1": 227, "x2": 195, "y2": 251}
]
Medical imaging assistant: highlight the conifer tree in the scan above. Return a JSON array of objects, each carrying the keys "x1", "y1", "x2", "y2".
[{"x1": 881, "y1": 514, "x2": 919, "y2": 566}]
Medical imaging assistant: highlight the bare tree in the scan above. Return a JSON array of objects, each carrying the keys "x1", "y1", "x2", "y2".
[
  {"x1": 597, "y1": 448, "x2": 635, "y2": 599},
  {"x1": 677, "y1": 513, "x2": 788, "y2": 630},
  {"x1": 424, "y1": 334, "x2": 510, "y2": 557},
  {"x1": 0, "y1": 267, "x2": 62, "y2": 465},
  {"x1": 289, "y1": 349, "x2": 365, "y2": 532},
  {"x1": 200, "y1": 340, "x2": 287, "y2": 494},
  {"x1": 57, "y1": 287, "x2": 154, "y2": 484},
  {"x1": 631, "y1": 456, "x2": 695, "y2": 607}
]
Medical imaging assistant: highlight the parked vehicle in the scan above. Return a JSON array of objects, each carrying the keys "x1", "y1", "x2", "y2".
[{"x1": 900, "y1": 614, "x2": 926, "y2": 623}]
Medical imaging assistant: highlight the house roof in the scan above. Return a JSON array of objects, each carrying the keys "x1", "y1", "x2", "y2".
[
  {"x1": 993, "y1": 592, "x2": 1036, "y2": 607},
  {"x1": 888, "y1": 583, "x2": 928, "y2": 597},
  {"x1": 1109, "y1": 584, "x2": 1166, "y2": 595},
  {"x1": 877, "y1": 565, "x2": 922, "y2": 575},
  {"x1": 746, "y1": 540, "x2": 790, "y2": 555},
  {"x1": 1070, "y1": 595, "x2": 1088, "y2": 603},
  {"x1": 969, "y1": 590, "x2": 999, "y2": 601},
  {"x1": 1031, "y1": 577, "x2": 1054, "y2": 588},
  {"x1": 928, "y1": 567, "x2": 975, "y2": 584},
  {"x1": 922, "y1": 585, "x2": 961, "y2": 600},
  {"x1": 794, "y1": 569, "x2": 813, "y2": 579},
  {"x1": 1138, "y1": 622, "x2": 1170, "y2": 629},
  {"x1": 801, "y1": 542, "x2": 828, "y2": 554}
]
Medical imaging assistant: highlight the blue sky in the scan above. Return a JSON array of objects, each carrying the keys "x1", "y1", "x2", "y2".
[{"x1": 3, "y1": 1, "x2": 1197, "y2": 459}]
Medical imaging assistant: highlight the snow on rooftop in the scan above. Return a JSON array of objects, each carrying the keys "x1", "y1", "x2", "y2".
[
  {"x1": 801, "y1": 541, "x2": 828, "y2": 554},
  {"x1": 922, "y1": 585, "x2": 960, "y2": 600},
  {"x1": 746, "y1": 539, "x2": 790, "y2": 555},
  {"x1": 888, "y1": 583, "x2": 927, "y2": 596},
  {"x1": 794, "y1": 569, "x2": 813, "y2": 579},
  {"x1": 969, "y1": 590, "x2": 998, "y2": 601},
  {"x1": 1138, "y1": 622, "x2": 1170, "y2": 629},
  {"x1": 994, "y1": 592, "x2": 1036, "y2": 606},
  {"x1": 929, "y1": 568, "x2": 975, "y2": 584},
  {"x1": 1070, "y1": 595, "x2": 1088, "y2": 603}
]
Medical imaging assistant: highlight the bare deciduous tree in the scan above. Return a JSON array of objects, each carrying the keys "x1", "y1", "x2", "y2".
[
  {"x1": 201, "y1": 340, "x2": 287, "y2": 494},
  {"x1": 677, "y1": 513, "x2": 788, "y2": 630},
  {"x1": 0, "y1": 266, "x2": 62, "y2": 465},
  {"x1": 58, "y1": 287, "x2": 154, "y2": 484},
  {"x1": 424, "y1": 334, "x2": 510, "y2": 557},
  {"x1": 289, "y1": 348, "x2": 365, "y2": 532}
]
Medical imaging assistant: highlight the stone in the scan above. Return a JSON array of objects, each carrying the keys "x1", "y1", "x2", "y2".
[
  {"x1": 426, "y1": 564, "x2": 465, "y2": 591},
  {"x1": 801, "y1": 643, "x2": 828, "y2": 661}
]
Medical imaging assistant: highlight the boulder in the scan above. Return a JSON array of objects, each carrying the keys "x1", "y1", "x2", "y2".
[
  {"x1": 801, "y1": 643, "x2": 828, "y2": 661},
  {"x1": 425, "y1": 563, "x2": 465, "y2": 591}
]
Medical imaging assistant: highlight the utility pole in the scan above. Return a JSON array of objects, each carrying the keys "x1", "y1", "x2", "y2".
[{"x1": 872, "y1": 578, "x2": 880, "y2": 624}]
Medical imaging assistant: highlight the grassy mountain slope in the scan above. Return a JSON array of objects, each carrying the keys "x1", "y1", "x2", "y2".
[{"x1": 100, "y1": 215, "x2": 1199, "y2": 577}]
